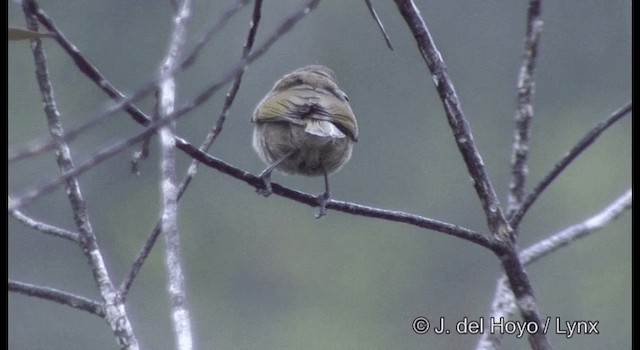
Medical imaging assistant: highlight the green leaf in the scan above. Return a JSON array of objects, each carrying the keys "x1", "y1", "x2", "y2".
[{"x1": 8, "y1": 27, "x2": 54, "y2": 41}]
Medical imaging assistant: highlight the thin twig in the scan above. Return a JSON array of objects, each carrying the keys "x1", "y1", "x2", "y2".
[
  {"x1": 8, "y1": 0, "x2": 250, "y2": 163},
  {"x1": 520, "y1": 189, "x2": 632, "y2": 265},
  {"x1": 203, "y1": 0, "x2": 262, "y2": 148},
  {"x1": 475, "y1": 276, "x2": 513, "y2": 350},
  {"x1": 364, "y1": 0, "x2": 394, "y2": 50},
  {"x1": 477, "y1": 189, "x2": 631, "y2": 350},
  {"x1": 120, "y1": 0, "x2": 262, "y2": 299},
  {"x1": 510, "y1": 102, "x2": 632, "y2": 229},
  {"x1": 9, "y1": 280, "x2": 104, "y2": 317},
  {"x1": 9, "y1": 207, "x2": 80, "y2": 242},
  {"x1": 22, "y1": 1, "x2": 139, "y2": 348},
  {"x1": 119, "y1": 222, "x2": 163, "y2": 298},
  {"x1": 157, "y1": 0, "x2": 193, "y2": 348},
  {"x1": 7, "y1": 72, "x2": 156, "y2": 163},
  {"x1": 507, "y1": 0, "x2": 543, "y2": 220},
  {"x1": 175, "y1": 0, "x2": 263, "y2": 190},
  {"x1": 9, "y1": 0, "x2": 322, "y2": 211}
]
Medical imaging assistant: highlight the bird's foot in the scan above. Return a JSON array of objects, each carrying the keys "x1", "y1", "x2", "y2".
[
  {"x1": 257, "y1": 173, "x2": 273, "y2": 197},
  {"x1": 315, "y1": 191, "x2": 331, "y2": 218}
]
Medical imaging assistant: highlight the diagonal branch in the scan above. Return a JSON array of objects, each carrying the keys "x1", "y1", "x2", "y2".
[
  {"x1": 393, "y1": 0, "x2": 511, "y2": 240},
  {"x1": 118, "y1": 0, "x2": 266, "y2": 299},
  {"x1": 9, "y1": 0, "x2": 322, "y2": 211},
  {"x1": 509, "y1": 102, "x2": 632, "y2": 229},
  {"x1": 22, "y1": 1, "x2": 139, "y2": 348},
  {"x1": 8, "y1": 0, "x2": 251, "y2": 164},
  {"x1": 9, "y1": 280, "x2": 104, "y2": 317},
  {"x1": 364, "y1": 0, "x2": 394, "y2": 50},
  {"x1": 477, "y1": 189, "x2": 631, "y2": 350},
  {"x1": 172, "y1": 0, "x2": 263, "y2": 199},
  {"x1": 507, "y1": 0, "x2": 543, "y2": 220},
  {"x1": 393, "y1": 2, "x2": 550, "y2": 349},
  {"x1": 519, "y1": 189, "x2": 631, "y2": 265},
  {"x1": 9, "y1": 207, "x2": 80, "y2": 242}
]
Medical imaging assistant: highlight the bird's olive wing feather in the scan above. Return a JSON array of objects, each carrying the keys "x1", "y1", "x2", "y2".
[{"x1": 253, "y1": 85, "x2": 358, "y2": 141}]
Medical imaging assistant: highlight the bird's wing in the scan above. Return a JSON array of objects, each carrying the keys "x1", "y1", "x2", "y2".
[{"x1": 253, "y1": 85, "x2": 358, "y2": 141}]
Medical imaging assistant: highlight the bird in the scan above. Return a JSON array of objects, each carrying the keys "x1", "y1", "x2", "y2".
[{"x1": 251, "y1": 65, "x2": 358, "y2": 217}]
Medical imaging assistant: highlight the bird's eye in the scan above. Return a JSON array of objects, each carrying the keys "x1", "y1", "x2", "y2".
[{"x1": 343, "y1": 93, "x2": 350, "y2": 102}]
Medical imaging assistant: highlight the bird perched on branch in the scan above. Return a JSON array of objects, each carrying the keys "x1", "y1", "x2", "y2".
[{"x1": 252, "y1": 65, "x2": 358, "y2": 217}]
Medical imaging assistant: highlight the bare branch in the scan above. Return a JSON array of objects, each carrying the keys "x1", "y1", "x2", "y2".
[
  {"x1": 510, "y1": 102, "x2": 632, "y2": 229},
  {"x1": 7, "y1": 73, "x2": 156, "y2": 163},
  {"x1": 30, "y1": 0, "x2": 152, "y2": 127},
  {"x1": 9, "y1": 0, "x2": 322, "y2": 211},
  {"x1": 119, "y1": 223, "x2": 163, "y2": 298},
  {"x1": 491, "y1": 247, "x2": 550, "y2": 350},
  {"x1": 8, "y1": 207, "x2": 80, "y2": 242},
  {"x1": 393, "y1": 2, "x2": 549, "y2": 348},
  {"x1": 475, "y1": 276, "x2": 512, "y2": 350},
  {"x1": 203, "y1": 0, "x2": 262, "y2": 148},
  {"x1": 22, "y1": 2, "x2": 139, "y2": 348},
  {"x1": 519, "y1": 189, "x2": 631, "y2": 265},
  {"x1": 173, "y1": 142, "x2": 494, "y2": 249},
  {"x1": 157, "y1": 0, "x2": 193, "y2": 348},
  {"x1": 393, "y1": 0, "x2": 511, "y2": 240},
  {"x1": 364, "y1": 0, "x2": 394, "y2": 50},
  {"x1": 477, "y1": 189, "x2": 631, "y2": 350},
  {"x1": 179, "y1": 0, "x2": 250, "y2": 71},
  {"x1": 130, "y1": 136, "x2": 151, "y2": 175},
  {"x1": 176, "y1": 0, "x2": 263, "y2": 192},
  {"x1": 125, "y1": 147, "x2": 494, "y2": 257},
  {"x1": 8, "y1": 0, "x2": 251, "y2": 164},
  {"x1": 119, "y1": 0, "x2": 262, "y2": 299},
  {"x1": 9, "y1": 118, "x2": 169, "y2": 210},
  {"x1": 507, "y1": 0, "x2": 543, "y2": 220},
  {"x1": 9, "y1": 280, "x2": 104, "y2": 317}
]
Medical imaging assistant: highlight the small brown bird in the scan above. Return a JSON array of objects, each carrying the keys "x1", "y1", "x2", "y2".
[{"x1": 252, "y1": 65, "x2": 358, "y2": 217}]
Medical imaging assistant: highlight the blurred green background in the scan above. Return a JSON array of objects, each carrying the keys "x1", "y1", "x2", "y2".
[{"x1": 9, "y1": 1, "x2": 631, "y2": 349}]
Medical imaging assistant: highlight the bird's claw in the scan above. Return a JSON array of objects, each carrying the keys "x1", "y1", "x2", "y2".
[
  {"x1": 257, "y1": 174, "x2": 273, "y2": 197},
  {"x1": 315, "y1": 191, "x2": 331, "y2": 218}
]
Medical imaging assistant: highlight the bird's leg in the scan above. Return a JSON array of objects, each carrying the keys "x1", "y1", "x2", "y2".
[
  {"x1": 315, "y1": 167, "x2": 331, "y2": 218},
  {"x1": 257, "y1": 150, "x2": 296, "y2": 197}
]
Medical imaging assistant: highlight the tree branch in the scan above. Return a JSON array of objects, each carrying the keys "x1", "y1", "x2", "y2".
[
  {"x1": 9, "y1": 0, "x2": 322, "y2": 211},
  {"x1": 507, "y1": 0, "x2": 543, "y2": 220},
  {"x1": 170, "y1": 0, "x2": 263, "y2": 200},
  {"x1": 393, "y1": 0, "x2": 511, "y2": 240},
  {"x1": 174, "y1": 140, "x2": 494, "y2": 248},
  {"x1": 147, "y1": 138, "x2": 495, "y2": 251},
  {"x1": 477, "y1": 189, "x2": 631, "y2": 350},
  {"x1": 519, "y1": 189, "x2": 632, "y2": 265},
  {"x1": 119, "y1": 0, "x2": 265, "y2": 299},
  {"x1": 393, "y1": 2, "x2": 550, "y2": 348},
  {"x1": 8, "y1": 0, "x2": 251, "y2": 164},
  {"x1": 509, "y1": 102, "x2": 632, "y2": 229},
  {"x1": 8, "y1": 207, "x2": 80, "y2": 242},
  {"x1": 22, "y1": 2, "x2": 139, "y2": 348},
  {"x1": 157, "y1": 0, "x2": 193, "y2": 348},
  {"x1": 364, "y1": 0, "x2": 394, "y2": 50},
  {"x1": 9, "y1": 280, "x2": 104, "y2": 317}
]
